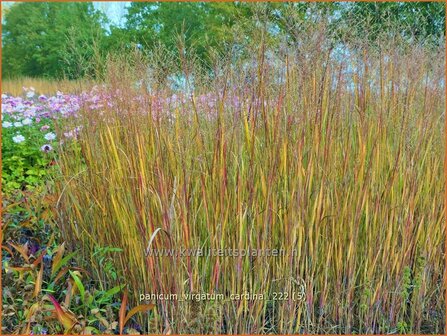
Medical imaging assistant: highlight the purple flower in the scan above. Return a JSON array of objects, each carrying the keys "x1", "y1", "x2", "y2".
[{"x1": 64, "y1": 130, "x2": 75, "y2": 138}]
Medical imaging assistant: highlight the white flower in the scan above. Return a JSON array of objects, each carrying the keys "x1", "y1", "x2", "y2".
[
  {"x1": 2, "y1": 121, "x2": 12, "y2": 128},
  {"x1": 12, "y1": 134, "x2": 25, "y2": 143},
  {"x1": 44, "y1": 132, "x2": 56, "y2": 141},
  {"x1": 26, "y1": 91, "x2": 35, "y2": 99},
  {"x1": 40, "y1": 144, "x2": 53, "y2": 152},
  {"x1": 2, "y1": 94, "x2": 7, "y2": 99},
  {"x1": 22, "y1": 118, "x2": 32, "y2": 125},
  {"x1": 14, "y1": 121, "x2": 23, "y2": 127}
]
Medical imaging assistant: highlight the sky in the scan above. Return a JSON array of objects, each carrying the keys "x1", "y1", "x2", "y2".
[{"x1": 93, "y1": 2, "x2": 130, "y2": 27}]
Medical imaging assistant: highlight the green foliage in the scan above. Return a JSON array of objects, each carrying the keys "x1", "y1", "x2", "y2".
[
  {"x1": 2, "y1": 118, "x2": 57, "y2": 194},
  {"x1": 337, "y1": 2, "x2": 445, "y2": 45},
  {"x1": 3, "y1": 2, "x2": 444, "y2": 79},
  {"x1": 1, "y1": 187, "x2": 132, "y2": 334},
  {"x1": 1, "y1": 188, "x2": 57, "y2": 245},
  {"x1": 2, "y1": 2, "x2": 106, "y2": 79},
  {"x1": 119, "y1": 2, "x2": 245, "y2": 64},
  {"x1": 397, "y1": 321, "x2": 409, "y2": 334},
  {"x1": 2, "y1": 240, "x2": 125, "y2": 334},
  {"x1": 92, "y1": 246, "x2": 123, "y2": 283},
  {"x1": 119, "y1": 2, "x2": 445, "y2": 61}
]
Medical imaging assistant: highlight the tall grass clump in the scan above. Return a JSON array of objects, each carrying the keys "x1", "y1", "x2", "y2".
[{"x1": 54, "y1": 27, "x2": 445, "y2": 333}]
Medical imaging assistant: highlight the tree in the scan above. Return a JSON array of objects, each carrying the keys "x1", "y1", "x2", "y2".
[
  {"x1": 2, "y1": 2, "x2": 107, "y2": 79},
  {"x1": 337, "y1": 2, "x2": 445, "y2": 45},
  {"x1": 2, "y1": 2, "x2": 444, "y2": 79},
  {"x1": 120, "y1": 2, "x2": 246, "y2": 63}
]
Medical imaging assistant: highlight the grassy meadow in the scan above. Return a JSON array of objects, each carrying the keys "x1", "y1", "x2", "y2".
[
  {"x1": 53, "y1": 43, "x2": 445, "y2": 333},
  {"x1": 2, "y1": 77, "x2": 92, "y2": 96},
  {"x1": 1, "y1": 3, "x2": 445, "y2": 335}
]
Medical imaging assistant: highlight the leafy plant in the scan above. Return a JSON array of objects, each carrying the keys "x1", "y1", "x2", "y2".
[
  {"x1": 1, "y1": 240, "x2": 138, "y2": 334},
  {"x1": 2, "y1": 111, "x2": 56, "y2": 194}
]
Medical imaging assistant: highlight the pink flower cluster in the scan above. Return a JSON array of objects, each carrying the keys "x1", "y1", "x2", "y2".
[
  {"x1": 2, "y1": 88, "x2": 81, "y2": 121},
  {"x1": 2, "y1": 85, "x2": 278, "y2": 138}
]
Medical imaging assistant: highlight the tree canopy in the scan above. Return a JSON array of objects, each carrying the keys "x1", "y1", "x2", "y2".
[
  {"x1": 2, "y1": 2, "x2": 106, "y2": 79},
  {"x1": 2, "y1": 1, "x2": 445, "y2": 79}
]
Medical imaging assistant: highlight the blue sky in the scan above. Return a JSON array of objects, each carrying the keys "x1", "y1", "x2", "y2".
[{"x1": 93, "y1": 2, "x2": 129, "y2": 27}]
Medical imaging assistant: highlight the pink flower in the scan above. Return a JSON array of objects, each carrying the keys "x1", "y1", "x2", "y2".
[
  {"x1": 40, "y1": 125, "x2": 50, "y2": 131},
  {"x1": 64, "y1": 130, "x2": 75, "y2": 138}
]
